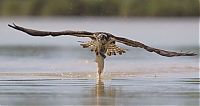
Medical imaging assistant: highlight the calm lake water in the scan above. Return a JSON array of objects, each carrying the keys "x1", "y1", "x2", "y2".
[{"x1": 0, "y1": 17, "x2": 199, "y2": 106}]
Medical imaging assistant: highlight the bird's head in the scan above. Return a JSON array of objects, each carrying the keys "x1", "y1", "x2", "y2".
[{"x1": 97, "y1": 33, "x2": 109, "y2": 41}]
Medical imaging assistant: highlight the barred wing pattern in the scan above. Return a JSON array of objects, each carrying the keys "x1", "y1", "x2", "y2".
[
  {"x1": 106, "y1": 43, "x2": 126, "y2": 56},
  {"x1": 80, "y1": 41, "x2": 96, "y2": 52}
]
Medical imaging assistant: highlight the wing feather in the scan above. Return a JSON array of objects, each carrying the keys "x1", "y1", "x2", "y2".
[
  {"x1": 113, "y1": 36, "x2": 197, "y2": 57},
  {"x1": 106, "y1": 43, "x2": 126, "y2": 56},
  {"x1": 8, "y1": 23, "x2": 197, "y2": 57},
  {"x1": 8, "y1": 23, "x2": 94, "y2": 38}
]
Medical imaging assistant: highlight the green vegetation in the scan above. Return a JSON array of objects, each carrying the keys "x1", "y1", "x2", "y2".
[{"x1": 0, "y1": 0, "x2": 198, "y2": 17}]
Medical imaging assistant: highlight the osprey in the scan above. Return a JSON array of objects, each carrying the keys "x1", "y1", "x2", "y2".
[{"x1": 8, "y1": 23, "x2": 197, "y2": 77}]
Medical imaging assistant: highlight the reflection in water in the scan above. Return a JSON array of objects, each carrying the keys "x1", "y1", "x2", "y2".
[
  {"x1": 0, "y1": 77, "x2": 198, "y2": 105},
  {"x1": 95, "y1": 78, "x2": 105, "y2": 97},
  {"x1": 94, "y1": 78, "x2": 116, "y2": 106}
]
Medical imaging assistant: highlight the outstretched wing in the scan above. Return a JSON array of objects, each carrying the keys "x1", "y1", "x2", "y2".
[
  {"x1": 113, "y1": 36, "x2": 197, "y2": 57},
  {"x1": 8, "y1": 23, "x2": 95, "y2": 38}
]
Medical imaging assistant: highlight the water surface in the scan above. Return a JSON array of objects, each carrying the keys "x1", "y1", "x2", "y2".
[{"x1": 0, "y1": 17, "x2": 199, "y2": 106}]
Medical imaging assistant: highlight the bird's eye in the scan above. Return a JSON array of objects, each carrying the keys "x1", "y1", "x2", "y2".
[
  {"x1": 100, "y1": 34, "x2": 107, "y2": 38},
  {"x1": 102, "y1": 34, "x2": 107, "y2": 38}
]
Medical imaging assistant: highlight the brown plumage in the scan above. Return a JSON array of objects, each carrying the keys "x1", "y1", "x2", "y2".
[
  {"x1": 106, "y1": 43, "x2": 126, "y2": 56},
  {"x1": 8, "y1": 23, "x2": 197, "y2": 77}
]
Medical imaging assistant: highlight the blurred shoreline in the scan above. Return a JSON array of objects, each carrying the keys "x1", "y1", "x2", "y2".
[
  {"x1": 1, "y1": 16, "x2": 199, "y2": 19},
  {"x1": 0, "y1": 0, "x2": 198, "y2": 17}
]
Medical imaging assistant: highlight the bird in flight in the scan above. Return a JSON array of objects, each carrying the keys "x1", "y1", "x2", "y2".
[{"x1": 8, "y1": 23, "x2": 197, "y2": 77}]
